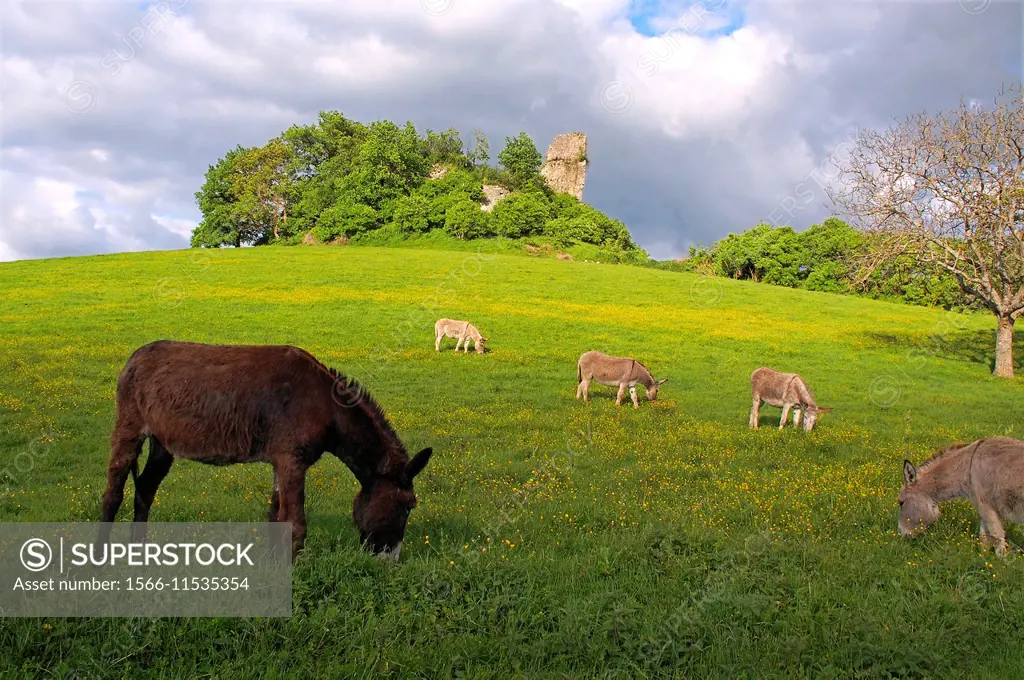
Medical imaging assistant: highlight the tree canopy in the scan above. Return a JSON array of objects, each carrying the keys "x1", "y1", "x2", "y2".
[{"x1": 192, "y1": 112, "x2": 643, "y2": 262}]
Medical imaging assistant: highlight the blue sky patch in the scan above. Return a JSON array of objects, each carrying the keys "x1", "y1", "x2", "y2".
[{"x1": 629, "y1": 0, "x2": 745, "y2": 39}]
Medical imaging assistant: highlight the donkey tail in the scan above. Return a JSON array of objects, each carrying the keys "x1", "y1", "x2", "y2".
[{"x1": 577, "y1": 360, "x2": 582, "y2": 383}]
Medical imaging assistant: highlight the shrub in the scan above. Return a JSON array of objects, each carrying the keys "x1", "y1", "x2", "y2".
[
  {"x1": 391, "y1": 194, "x2": 432, "y2": 233},
  {"x1": 493, "y1": 191, "x2": 552, "y2": 238},
  {"x1": 313, "y1": 198, "x2": 379, "y2": 241},
  {"x1": 444, "y1": 198, "x2": 494, "y2": 239}
]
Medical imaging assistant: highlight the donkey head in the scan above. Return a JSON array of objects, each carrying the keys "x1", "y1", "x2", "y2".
[
  {"x1": 352, "y1": 447, "x2": 433, "y2": 562},
  {"x1": 897, "y1": 459, "x2": 940, "y2": 537},
  {"x1": 647, "y1": 378, "x2": 669, "y2": 401},
  {"x1": 800, "y1": 405, "x2": 833, "y2": 431},
  {"x1": 475, "y1": 337, "x2": 487, "y2": 354}
]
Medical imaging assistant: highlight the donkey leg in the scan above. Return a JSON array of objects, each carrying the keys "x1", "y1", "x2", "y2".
[
  {"x1": 749, "y1": 397, "x2": 760, "y2": 429},
  {"x1": 779, "y1": 405, "x2": 791, "y2": 430},
  {"x1": 629, "y1": 385, "x2": 639, "y2": 409},
  {"x1": 274, "y1": 462, "x2": 309, "y2": 562},
  {"x1": 615, "y1": 383, "x2": 626, "y2": 406},
  {"x1": 268, "y1": 469, "x2": 281, "y2": 522},
  {"x1": 102, "y1": 433, "x2": 145, "y2": 523},
  {"x1": 976, "y1": 502, "x2": 1007, "y2": 554},
  {"x1": 576, "y1": 379, "x2": 583, "y2": 400},
  {"x1": 131, "y1": 438, "x2": 174, "y2": 540},
  {"x1": 435, "y1": 333, "x2": 442, "y2": 352},
  {"x1": 582, "y1": 379, "x2": 591, "y2": 403},
  {"x1": 792, "y1": 408, "x2": 803, "y2": 429}
]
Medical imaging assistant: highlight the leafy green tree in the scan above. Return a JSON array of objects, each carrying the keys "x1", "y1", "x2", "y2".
[
  {"x1": 192, "y1": 146, "x2": 247, "y2": 247},
  {"x1": 497, "y1": 132, "x2": 543, "y2": 189},
  {"x1": 423, "y1": 128, "x2": 467, "y2": 167},
  {"x1": 345, "y1": 121, "x2": 429, "y2": 211},
  {"x1": 493, "y1": 191, "x2": 551, "y2": 238},
  {"x1": 230, "y1": 138, "x2": 293, "y2": 243},
  {"x1": 544, "y1": 201, "x2": 638, "y2": 250},
  {"x1": 444, "y1": 198, "x2": 494, "y2": 239},
  {"x1": 282, "y1": 112, "x2": 368, "y2": 233},
  {"x1": 799, "y1": 218, "x2": 862, "y2": 292},
  {"x1": 712, "y1": 223, "x2": 806, "y2": 286},
  {"x1": 313, "y1": 197, "x2": 379, "y2": 242},
  {"x1": 392, "y1": 194, "x2": 432, "y2": 233},
  {"x1": 416, "y1": 168, "x2": 485, "y2": 202},
  {"x1": 467, "y1": 129, "x2": 490, "y2": 181}
]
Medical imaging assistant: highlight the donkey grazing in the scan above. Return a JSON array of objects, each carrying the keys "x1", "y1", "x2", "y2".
[
  {"x1": 100, "y1": 340, "x2": 433, "y2": 563},
  {"x1": 435, "y1": 318, "x2": 487, "y2": 354},
  {"x1": 576, "y1": 351, "x2": 668, "y2": 408},
  {"x1": 749, "y1": 367, "x2": 832, "y2": 431},
  {"x1": 899, "y1": 437, "x2": 1024, "y2": 555}
]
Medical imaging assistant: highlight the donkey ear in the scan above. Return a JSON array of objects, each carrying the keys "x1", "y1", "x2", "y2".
[
  {"x1": 818, "y1": 406, "x2": 834, "y2": 412},
  {"x1": 903, "y1": 459, "x2": 917, "y2": 485},
  {"x1": 407, "y1": 447, "x2": 433, "y2": 479},
  {"x1": 657, "y1": 378, "x2": 669, "y2": 385}
]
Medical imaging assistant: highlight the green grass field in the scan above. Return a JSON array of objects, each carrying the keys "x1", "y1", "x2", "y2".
[{"x1": 0, "y1": 244, "x2": 1022, "y2": 678}]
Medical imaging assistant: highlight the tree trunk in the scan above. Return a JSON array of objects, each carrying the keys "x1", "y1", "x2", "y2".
[{"x1": 993, "y1": 314, "x2": 1015, "y2": 378}]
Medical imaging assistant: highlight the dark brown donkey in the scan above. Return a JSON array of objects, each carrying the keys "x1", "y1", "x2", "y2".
[{"x1": 100, "y1": 340, "x2": 433, "y2": 562}]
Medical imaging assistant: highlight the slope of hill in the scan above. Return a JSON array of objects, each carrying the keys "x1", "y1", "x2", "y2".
[{"x1": 0, "y1": 246, "x2": 1021, "y2": 677}]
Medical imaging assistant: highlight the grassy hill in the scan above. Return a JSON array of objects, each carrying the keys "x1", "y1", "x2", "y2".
[{"x1": 0, "y1": 245, "x2": 1022, "y2": 678}]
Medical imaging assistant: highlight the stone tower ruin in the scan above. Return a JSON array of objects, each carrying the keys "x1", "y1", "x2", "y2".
[{"x1": 540, "y1": 132, "x2": 587, "y2": 201}]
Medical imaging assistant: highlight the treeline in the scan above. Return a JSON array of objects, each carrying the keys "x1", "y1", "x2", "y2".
[
  {"x1": 662, "y1": 218, "x2": 978, "y2": 311},
  {"x1": 190, "y1": 112, "x2": 645, "y2": 263}
]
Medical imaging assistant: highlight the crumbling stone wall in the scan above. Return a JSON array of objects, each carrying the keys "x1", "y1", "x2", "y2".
[{"x1": 480, "y1": 184, "x2": 510, "y2": 211}]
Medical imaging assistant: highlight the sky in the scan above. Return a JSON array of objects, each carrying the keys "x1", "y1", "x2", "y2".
[{"x1": 1, "y1": 0, "x2": 1022, "y2": 262}]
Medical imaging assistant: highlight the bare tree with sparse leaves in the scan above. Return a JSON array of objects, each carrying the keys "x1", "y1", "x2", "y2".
[{"x1": 828, "y1": 84, "x2": 1024, "y2": 378}]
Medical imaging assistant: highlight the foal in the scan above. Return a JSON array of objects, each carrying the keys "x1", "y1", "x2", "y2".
[
  {"x1": 435, "y1": 318, "x2": 487, "y2": 354},
  {"x1": 100, "y1": 340, "x2": 433, "y2": 563},
  {"x1": 749, "y1": 367, "x2": 832, "y2": 431}
]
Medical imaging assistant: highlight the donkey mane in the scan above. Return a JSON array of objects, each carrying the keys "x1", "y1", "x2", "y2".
[
  {"x1": 321, "y1": 365, "x2": 409, "y2": 466},
  {"x1": 631, "y1": 358, "x2": 652, "y2": 376},
  {"x1": 917, "y1": 441, "x2": 971, "y2": 472}
]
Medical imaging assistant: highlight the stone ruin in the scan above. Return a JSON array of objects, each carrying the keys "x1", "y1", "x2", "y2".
[
  {"x1": 422, "y1": 132, "x2": 588, "y2": 213},
  {"x1": 540, "y1": 132, "x2": 587, "y2": 201},
  {"x1": 480, "y1": 184, "x2": 510, "y2": 211}
]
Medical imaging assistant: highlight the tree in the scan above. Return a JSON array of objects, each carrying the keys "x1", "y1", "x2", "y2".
[
  {"x1": 492, "y1": 191, "x2": 551, "y2": 238},
  {"x1": 467, "y1": 129, "x2": 490, "y2": 181},
  {"x1": 282, "y1": 111, "x2": 368, "y2": 233},
  {"x1": 391, "y1": 194, "x2": 432, "y2": 233},
  {"x1": 497, "y1": 132, "x2": 542, "y2": 189},
  {"x1": 231, "y1": 138, "x2": 292, "y2": 243},
  {"x1": 444, "y1": 197, "x2": 493, "y2": 239},
  {"x1": 828, "y1": 85, "x2": 1024, "y2": 377},
  {"x1": 314, "y1": 197, "x2": 379, "y2": 242},
  {"x1": 346, "y1": 120, "x2": 430, "y2": 211},
  {"x1": 192, "y1": 146, "x2": 247, "y2": 247},
  {"x1": 423, "y1": 128, "x2": 467, "y2": 167},
  {"x1": 711, "y1": 223, "x2": 807, "y2": 286}
]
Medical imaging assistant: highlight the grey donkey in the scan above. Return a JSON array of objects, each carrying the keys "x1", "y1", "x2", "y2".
[
  {"x1": 435, "y1": 319, "x2": 487, "y2": 354},
  {"x1": 749, "y1": 367, "x2": 832, "y2": 431},
  {"x1": 576, "y1": 350, "x2": 668, "y2": 408},
  {"x1": 900, "y1": 437, "x2": 1024, "y2": 556}
]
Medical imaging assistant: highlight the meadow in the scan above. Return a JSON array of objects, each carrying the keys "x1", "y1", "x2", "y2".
[{"x1": 0, "y1": 244, "x2": 1022, "y2": 678}]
